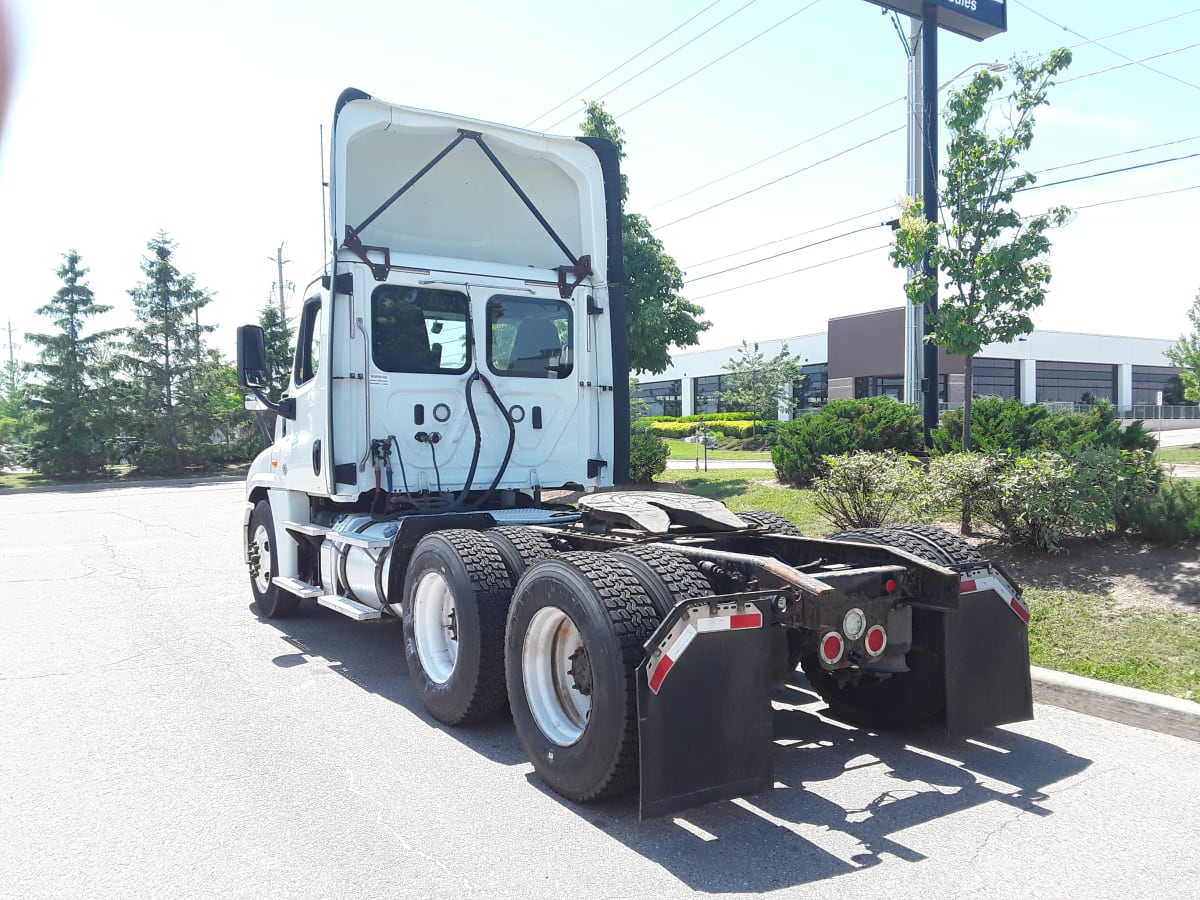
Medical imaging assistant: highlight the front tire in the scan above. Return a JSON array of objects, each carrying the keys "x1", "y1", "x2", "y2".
[
  {"x1": 247, "y1": 500, "x2": 299, "y2": 619},
  {"x1": 402, "y1": 530, "x2": 513, "y2": 725},
  {"x1": 506, "y1": 553, "x2": 659, "y2": 802}
]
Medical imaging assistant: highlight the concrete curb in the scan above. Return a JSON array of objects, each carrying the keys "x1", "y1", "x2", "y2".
[
  {"x1": 1031, "y1": 666, "x2": 1200, "y2": 742},
  {"x1": 0, "y1": 474, "x2": 245, "y2": 496}
]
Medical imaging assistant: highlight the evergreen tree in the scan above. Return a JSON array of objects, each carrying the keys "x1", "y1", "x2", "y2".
[
  {"x1": 123, "y1": 232, "x2": 216, "y2": 472},
  {"x1": 25, "y1": 251, "x2": 116, "y2": 476},
  {"x1": 258, "y1": 300, "x2": 294, "y2": 395}
]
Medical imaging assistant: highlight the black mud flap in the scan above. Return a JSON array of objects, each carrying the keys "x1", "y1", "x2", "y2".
[
  {"x1": 637, "y1": 594, "x2": 776, "y2": 819},
  {"x1": 943, "y1": 576, "x2": 1034, "y2": 733}
]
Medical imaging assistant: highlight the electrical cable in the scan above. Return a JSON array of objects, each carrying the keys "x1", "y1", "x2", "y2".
[
  {"x1": 682, "y1": 205, "x2": 893, "y2": 269},
  {"x1": 1072, "y1": 182, "x2": 1200, "y2": 212},
  {"x1": 616, "y1": 0, "x2": 826, "y2": 119},
  {"x1": 683, "y1": 223, "x2": 887, "y2": 285},
  {"x1": 524, "y1": 0, "x2": 724, "y2": 128},
  {"x1": 688, "y1": 243, "x2": 892, "y2": 301},
  {"x1": 1059, "y1": 41, "x2": 1200, "y2": 87},
  {"x1": 541, "y1": 0, "x2": 765, "y2": 132},
  {"x1": 1033, "y1": 134, "x2": 1200, "y2": 176},
  {"x1": 1016, "y1": 0, "x2": 1200, "y2": 93},
  {"x1": 658, "y1": 125, "x2": 904, "y2": 230},
  {"x1": 1016, "y1": 152, "x2": 1200, "y2": 193}
]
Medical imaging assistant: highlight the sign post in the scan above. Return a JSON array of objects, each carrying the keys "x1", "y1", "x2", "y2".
[{"x1": 863, "y1": 1, "x2": 1007, "y2": 442}]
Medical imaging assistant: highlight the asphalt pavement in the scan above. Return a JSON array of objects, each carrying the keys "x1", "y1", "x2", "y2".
[{"x1": 2, "y1": 482, "x2": 1198, "y2": 899}]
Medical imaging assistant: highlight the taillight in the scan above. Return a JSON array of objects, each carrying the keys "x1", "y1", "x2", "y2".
[
  {"x1": 819, "y1": 632, "x2": 845, "y2": 665},
  {"x1": 865, "y1": 625, "x2": 887, "y2": 657},
  {"x1": 842, "y1": 608, "x2": 866, "y2": 641}
]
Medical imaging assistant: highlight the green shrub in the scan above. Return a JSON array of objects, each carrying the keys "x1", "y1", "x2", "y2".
[
  {"x1": 1127, "y1": 479, "x2": 1200, "y2": 543},
  {"x1": 677, "y1": 412, "x2": 759, "y2": 423},
  {"x1": 923, "y1": 452, "x2": 1005, "y2": 522},
  {"x1": 647, "y1": 421, "x2": 697, "y2": 439},
  {"x1": 718, "y1": 420, "x2": 780, "y2": 440},
  {"x1": 811, "y1": 451, "x2": 925, "y2": 529},
  {"x1": 772, "y1": 398, "x2": 923, "y2": 485},
  {"x1": 629, "y1": 432, "x2": 669, "y2": 483},
  {"x1": 935, "y1": 399, "x2": 1158, "y2": 455}
]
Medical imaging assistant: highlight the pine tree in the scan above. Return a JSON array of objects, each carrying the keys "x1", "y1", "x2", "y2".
[
  {"x1": 258, "y1": 301, "x2": 294, "y2": 396},
  {"x1": 25, "y1": 251, "x2": 117, "y2": 476},
  {"x1": 123, "y1": 232, "x2": 215, "y2": 472}
]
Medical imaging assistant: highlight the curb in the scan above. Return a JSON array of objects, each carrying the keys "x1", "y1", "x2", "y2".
[
  {"x1": 0, "y1": 474, "x2": 245, "y2": 496},
  {"x1": 1031, "y1": 665, "x2": 1200, "y2": 742}
]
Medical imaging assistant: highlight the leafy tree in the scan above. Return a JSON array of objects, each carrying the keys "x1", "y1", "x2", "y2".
[
  {"x1": 24, "y1": 251, "x2": 117, "y2": 476},
  {"x1": 1165, "y1": 288, "x2": 1200, "y2": 402},
  {"x1": 719, "y1": 341, "x2": 801, "y2": 435},
  {"x1": 580, "y1": 102, "x2": 709, "y2": 374},
  {"x1": 891, "y1": 49, "x2": 1073, "y2": 456},
  {"x1": 123, "y1": 232, "x2": 217, "y2": 472}
]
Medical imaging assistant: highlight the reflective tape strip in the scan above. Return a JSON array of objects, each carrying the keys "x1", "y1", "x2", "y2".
[
  {"x1": 695, "y1": 612, "x2": 762, "y2": 633},
  {"x1": 648, "y1": 623, "x2": 697, "y2": 695},
  {"x1": 960, "y1": 574, "x2": 1029, "y2": 623}
]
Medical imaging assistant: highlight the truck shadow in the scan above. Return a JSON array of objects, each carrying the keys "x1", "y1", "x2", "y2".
[{"x1": 257, "y1": 603, "x2": 1092, "y2": 892}]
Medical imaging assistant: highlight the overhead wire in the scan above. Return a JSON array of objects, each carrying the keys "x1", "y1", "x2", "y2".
[
  {"x1": 1059, "y1": 41, "x2": 1200, "y2": 87},
  {"x1": 688, "y1": 244, "x2": 892, "y2": 301},
  {"x1": 540, "y1": 0, "x2": 765, "y2": 132},
  {"x1": 1016, "y1": 0, "x2": 1200, "y2": 93},
  {"x1": 523, "y1": 0, "x2": 725, "y2": 129},
  {"x1": 1016, "y1": 152, "x2": 1200, "y2": 193},
  {"x1": 683, "y1": 223, "x2": 888, "y2": 284},
  {"x1": 616, "y1": 0, "x2": 826, "y2": 118}
]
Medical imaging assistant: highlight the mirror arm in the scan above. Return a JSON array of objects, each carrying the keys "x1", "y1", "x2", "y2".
[{"x1": 245, "y1": 379, "x2": 296, "y2": 420}]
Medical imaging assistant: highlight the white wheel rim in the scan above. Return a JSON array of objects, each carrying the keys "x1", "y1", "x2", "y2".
[
  {"x1": 413, "y1": 571, "x2": 458, "y2": 684},
  {"x1": 251, "y1": 524, "x2": 272, "y2": 593},
  {"x1": 522, "y1": 606, "x2": 590, "y2": 747}
]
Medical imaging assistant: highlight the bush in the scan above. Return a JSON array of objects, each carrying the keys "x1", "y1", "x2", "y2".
[
  {"x1": 811, "y1": 451, "x2": 925, "y2": 529},
  {"x1": 923, "y1": 452, "x2": 1005, "y2": 523},
  {"x1": 772, "y1": 398, "x2": 923, "y2": 485},
  {"x1": 629, "y1": 432, "x2": 669, "y2": 483},
  {"x1": 934, "y1": 399, "x2": 1158, "y2": 455},
  {"x1": 717, "y1": 420, "x2": 780, "y2": 440},
  {"x1": 646, "y1": 421, "x2": 697, "y2": 439},
  {"x1": 1127, "y1": 479, "x2": 1200, "y2": 543}
]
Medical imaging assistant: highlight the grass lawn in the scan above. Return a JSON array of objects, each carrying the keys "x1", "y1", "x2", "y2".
[
  {"x1": 1158, "y1": 444, "x2": 1200, "y2": 465},
  {"x1": 656, "y1": 467, "x2": 1198, "y2": 701},
  {"x1": 663, "y1": 439, "x2": 771, "y2": 462},
  {"x1": 0, "y1": 471, "x2": 53, "y2": 490},
  {"x1": 1027, "y1": 589, "x2": 1199, "y2": 701}
]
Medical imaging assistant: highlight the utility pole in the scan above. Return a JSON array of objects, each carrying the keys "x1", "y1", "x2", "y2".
[
  {"x1": 920, "y1": 4, "x2": 940, "y2": 441},
  {"x1": 272, "y1": 243, "x2": 291, "y2": 320},
  {"x1": 903, "y1": 17, "x2": 924, "y2": 408},
  {"x1": 4, "y1": 318, "x2": 17, "y2": 398}
]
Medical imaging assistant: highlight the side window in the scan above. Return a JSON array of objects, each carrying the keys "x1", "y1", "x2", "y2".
[
  {"x1": 293, "y1": 298, "x2": 321, "y2": 386},
  {"x1": 487, "y1": 296, "x2": 573, "y2": 379},
  {"x1": 372, "y1": 285, "x2": 469, "y2": 374}
]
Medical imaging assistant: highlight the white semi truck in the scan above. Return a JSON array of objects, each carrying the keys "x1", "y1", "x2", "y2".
[{"x1": 237, "y1": 89, "x2": 1032, "y2": 818}]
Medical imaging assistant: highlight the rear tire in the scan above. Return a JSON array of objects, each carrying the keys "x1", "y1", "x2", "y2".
[
  {"x1": 402, "y1": 530, "x2": 513, "y2": 725},
  {"x1": 609, "y1": 545, "x2": 713, "y2": 618},
  {"x1": 798, "y1": 525, "x2": 978, "y2": 728},
  {"x1": 485, "y1": 526, "x2": 556, "y2": 580},
  {"x1": 737, "y1": 510, "x2": 804, "y2": 536},
  {"x1": 506, "y1": 553, "x2": 659, "y2": 801},
  {"x1": 248, "y1": 500, "x2": 300, "y2": 619}
]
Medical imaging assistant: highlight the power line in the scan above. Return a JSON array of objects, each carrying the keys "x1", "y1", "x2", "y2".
[
  {"x1": 1016, "y1": 0, "x2": 1200, "y2": 93},
  {"x1": 1060, "y1": 41, "x2": 1200, "y2": 87},
  {"x1": 1017, "y1": 152, "x2": 1200, "y2": 193},
  {"x1": 658, "y1": 125, "x2": 904, "y2": 229},
  {"x1": 1034, "y1": 134, "x2": 1200, "y2": 176},
  {"x1": 616, "y1": 0, "x2": 826, "y2": 118},
  {"x1": 541, "y1": 0, "x2": 765, "y2": 132},
  {"x1": 683, "y1": 205, "x2": 893, "y2": 269},
  {"x1": 689, "y1": 244, "x2": 892, "y2": 301},
  {"x1": 523, "y1": 0, "x2": 724, "y2": 129},
  {"x1": 1067, "y1": 7, "x2": 1200, "y2": 49},
  {"x1": 684, "y1": 223, "x2": 887, "y2": 284},
  {"x1": 645, "y1": 96, "x2": 904, "y2": 213},
  {"x1": 1072, "y1": 182, "x2": 1200, "y2": 212}
]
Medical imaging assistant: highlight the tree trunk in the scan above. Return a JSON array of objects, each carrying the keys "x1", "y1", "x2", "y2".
[{"x1": 961, "y1": 355, "x2": 973, "y2": 534}]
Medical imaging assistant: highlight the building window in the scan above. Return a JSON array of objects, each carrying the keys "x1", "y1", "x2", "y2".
[
  {"x1": 854, "y1": 375, "x2": 904, "y2": 400},
  {"x1": 632, "y1": 379, "x2": 682, "y2": 418},
  {"x1": 793, "y1": 363, "x2": 828, "y2": 409},
  {"x1": 1036, "y1": 361, "x2": 1116, "y2": 404},
  {"x1": 1132, "y1": 365, "x2": 1181, "y2": 405},
  {"x1": 973, "y1": 358, "x2": 1019, "y2": 400},
  {"x1": 693, "y1": 375, "x2": 729, "y2": 414}
]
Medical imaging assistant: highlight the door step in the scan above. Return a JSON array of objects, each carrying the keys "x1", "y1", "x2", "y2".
[
  {"x1": 273, "y1": 576, "x2": 324, "y2": 599},
  {"x1": 317, "y1": 594, "x2": 382, "y2": 621}
]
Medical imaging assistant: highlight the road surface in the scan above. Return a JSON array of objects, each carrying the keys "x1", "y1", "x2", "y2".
[{"x1": 2, "y1": 482, "x2": 1197, "y2": 898}]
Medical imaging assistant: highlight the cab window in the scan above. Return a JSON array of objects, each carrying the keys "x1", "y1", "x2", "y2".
[
  {"x1": 486, "y1": 296, "x2": 573, "y2": 379},
  {"x1": 372, "y1": 285, "x2": 470, "y2": 374},
  {"x1": 293, "y1": 297, "x2": 321, "y2": 386}
]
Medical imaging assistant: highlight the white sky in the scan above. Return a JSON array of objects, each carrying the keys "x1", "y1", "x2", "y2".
[{"x1": 1, "y1": 0, "x2": 1197, "y2": 366}]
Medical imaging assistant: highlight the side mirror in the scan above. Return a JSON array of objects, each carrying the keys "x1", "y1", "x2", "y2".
[
  {"x1": 236, "y1": 324, "x2": 296, "y2": 420},
  {"x1": 236, "y1": 325, "x2": 268, "y2": 390}
]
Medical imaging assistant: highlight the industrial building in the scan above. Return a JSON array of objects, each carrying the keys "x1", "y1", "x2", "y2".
[{"x1": 632, "y1": 306, "x2": 1188, "y2": 420}]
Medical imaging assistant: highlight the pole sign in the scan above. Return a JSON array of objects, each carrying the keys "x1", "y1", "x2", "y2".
[{"x1": 862, "y1": 0, "x2": 1007, "y2": 41}]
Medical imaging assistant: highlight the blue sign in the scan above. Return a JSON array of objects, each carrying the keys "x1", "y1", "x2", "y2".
[{"x1": 863, "y1": 0, "x2": 1007, "y2": 41}]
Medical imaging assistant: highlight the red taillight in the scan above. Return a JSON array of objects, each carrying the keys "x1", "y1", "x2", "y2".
[
  {"x1": 819, "y1": 632, "x2": 845, "y2": 665},
  {"x1": 865, "y1": 625, "x2": 887, "y2": 657},
  {"x1": 885, "y1": 578, "x2": 897, "y2": 593}
]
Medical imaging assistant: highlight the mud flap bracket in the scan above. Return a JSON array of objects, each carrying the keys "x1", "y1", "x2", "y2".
[{"x1": 637, "y1": 593, "x2": 776, "y2": 819}]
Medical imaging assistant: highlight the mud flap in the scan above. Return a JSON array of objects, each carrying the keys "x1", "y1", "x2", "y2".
[
  {"x1": 636, "y1": 595, "x2": 775, "y2": 819},
  {"x1": 943, "y1": 586, "x2": 1034, "y2": 733}
]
